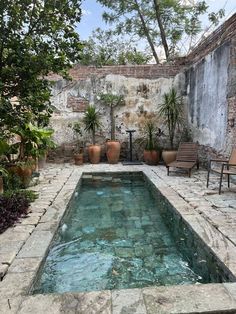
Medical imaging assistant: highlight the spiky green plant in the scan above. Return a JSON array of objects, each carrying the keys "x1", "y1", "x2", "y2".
[
  {"x1": 159, "y1": 88, "x2": 183, "y2": 149},
  {"x1": 83, "y1": 106, "x2": 102, "y2": 145}
]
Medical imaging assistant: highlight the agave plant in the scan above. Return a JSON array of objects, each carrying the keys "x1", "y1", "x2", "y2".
[{"x1": 83, "y1": 105, "x2": 102, "y2": 145}]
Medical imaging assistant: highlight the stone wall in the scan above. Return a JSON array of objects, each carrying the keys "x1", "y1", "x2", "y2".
[
  {"x1": 183, "y1": 14, "x2": 236, "y2": 163},
  {"x1": 48, "y1": 13, "x2": 236, "y2": 163},
  {"x1": 49, "y1": 66, "x2": 185, "y2": 161}
]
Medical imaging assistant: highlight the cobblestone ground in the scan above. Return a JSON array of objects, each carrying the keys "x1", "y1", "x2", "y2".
[{"x1": 0, "y1": 163, "x2": 236, "y2": 314}]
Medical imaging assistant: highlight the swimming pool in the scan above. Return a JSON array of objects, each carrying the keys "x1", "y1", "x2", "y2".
[{"x1": 32, "y1": 172, "x2": 230, "y2": 294}]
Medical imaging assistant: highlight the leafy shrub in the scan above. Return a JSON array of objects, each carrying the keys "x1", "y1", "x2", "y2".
[
  {"x1": 0, "y1": 192, "x2": 30, "y2": 233},
  {"x1": 3, "y1": 173, "x2": 24, "y2": 190},
  {"x1": 4, "y1": 189, "x2": 38, "y2": 203}
]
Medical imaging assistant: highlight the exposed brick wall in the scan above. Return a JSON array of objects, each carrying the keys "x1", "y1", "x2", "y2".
[
  {"x1": 48, "y1": 64, "x2": 182, "y2": 81},
  {"x1": 186, "y1": 13, "x2": 236, "y2": 64}
]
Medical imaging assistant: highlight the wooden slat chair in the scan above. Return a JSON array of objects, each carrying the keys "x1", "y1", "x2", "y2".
[
  {"x1": 166, "y1": 142, "x2": 199, "y2": 177},
  {"x1": 206, "y1": 148, "x2": 236, "y2": 194}
]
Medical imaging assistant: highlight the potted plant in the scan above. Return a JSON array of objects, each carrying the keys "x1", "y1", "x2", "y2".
[
  {"x1": 158, "y1": 87, "x2": 183, "y2": 164},
  {"x1": 83, "y1": 105, "x2": 102, "y2": 164},
  {"x1": 143, "y1": 121, "x2": 160, "y2": 165},
  {"x1": 13, "y1": 123, "x2": 56, "y2": 170},
  {"x1": 69, "y1": 122, "x2": 84, "y2": 165},
  {"x1": 99, "y1": 93, "x2": 124, "y2": 164}
]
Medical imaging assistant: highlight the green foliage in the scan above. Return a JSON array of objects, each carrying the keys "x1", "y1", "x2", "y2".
[
  {"x1": 4, "y1": 189, "x2": 38, "y2": 203},
  {"x1": 159, "y1": 88, "x2": 183, "y2": 149},
  {"x1": 99, "y1": 93, "x2": 125, "y2": 140},
  {"x1": 0, "y1": 0, "x2": 83, "y2": 132},
  {"x1": 0, "y1": 165, "x2": 8, "y2": 177},
  {"x1": 137, "y1": 119, "x2": 160, "y2": 151},
  {"x1": 68, "y1": 122, "x2": 83, "y2": 137},
  {"x1": 3, "y1": 172, "x2": 24, "y2": 190},
  {"x1": 145, "y1": 121, "x2": 156, "y2": 151},
  {"x1": 83, "y1": 106, "x2": 102, "y2": 145},
  {"x1": 80, "y1": 28, "x2": 151, "y2": 66},
  {"x1": 97, "y1": 0, "x2": 224, "y2": 61},
  {"x1": 12, "y1": 123, "x2": 56, "y2": 159}
]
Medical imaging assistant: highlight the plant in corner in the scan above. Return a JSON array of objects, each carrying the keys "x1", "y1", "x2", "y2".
[
  {"x1": 158, "y1": 88, "x2": 183, "y2": 165},
  {"x1": 99, "y1": 93, "x2": 125, "y2": 164},
  {"x1": 83, "y1": 105, "x2": 102, "y2": 164},
  {"x1": 143, "y1": 120, "x2": 160, "y2": 165}
]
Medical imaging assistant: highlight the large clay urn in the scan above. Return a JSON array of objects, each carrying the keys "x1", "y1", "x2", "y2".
[
  {"x1": 88, "y1": 145, "x2": 101, "y2": 164},
  {"x1": 162, "y1": 150, "x2": 177, "y2": 165},
  {"x1": 144, "y1": 150, "x2": 160, "y2": 165},
  {"x1": 106, "y1": 141, "x2": 121, "y2": 164}
]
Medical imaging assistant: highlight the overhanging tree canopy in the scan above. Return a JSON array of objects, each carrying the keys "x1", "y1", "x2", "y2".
[
  {"x1": 0, "y1": 0, "x2": 83, "y2": 132},
  {"x1": 97, "y1": 0, "x2": 224, "y2": 63}
]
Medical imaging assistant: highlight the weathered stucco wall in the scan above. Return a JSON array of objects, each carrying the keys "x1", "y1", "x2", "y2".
[
  {"x1": 185, "y1": 42, "x2": 230, "y2": 152},
  {"x1": 50, "y1": 68, "x2": 184, "y2": 148}
]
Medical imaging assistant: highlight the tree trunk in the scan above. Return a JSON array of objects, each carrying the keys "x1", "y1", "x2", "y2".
[
  {"x1": 153, "y1": 0, "x2": 170, "y2": 61},
  {"x1": 134, "y1": 0, "x2": 159, "y2": 64},
  {"x1": 110, "y1": 105, "x2": 115, "y2": 140}
]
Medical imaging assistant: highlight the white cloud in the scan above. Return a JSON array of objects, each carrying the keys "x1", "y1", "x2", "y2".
[{"x1": 82, "y1": 9, "x2": 92, "y2": 16}]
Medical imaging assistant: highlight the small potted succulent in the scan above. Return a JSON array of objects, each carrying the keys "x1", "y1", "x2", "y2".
[
  {"x1": 83, "y1": 105, "x2": 102, "y2": 164},
  {"x1": 69, "y1": 122, "x2": 84, "y2": 165},
  {"x1": 99, "y1": 93, "x2": 124, "y2": 164}
]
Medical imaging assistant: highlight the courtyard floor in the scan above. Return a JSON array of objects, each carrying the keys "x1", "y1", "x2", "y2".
[{"x1": 0, "y1": 163, "x2": 236, "y2": 313}]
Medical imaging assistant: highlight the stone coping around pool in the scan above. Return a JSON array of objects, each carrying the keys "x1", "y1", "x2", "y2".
[{"x1": 0, "y1": 163, "x2": 236, "y2": 313}]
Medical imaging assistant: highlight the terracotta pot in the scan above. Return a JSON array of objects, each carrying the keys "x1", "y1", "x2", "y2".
[
  {"x1": 74, "y1": 153, "x2": 83, "y2": 165},
  {"x1": 7, "y1": 164, "x2": 21, "y2": 176},
  {"x1": 0, "y1": 177, "x2": 3, "y2": 194},
  {"x1": 162, "y1": 150, "x2": 177, "y2": 165},
  {"x1": 106, "y1": 141, "x2": 121, "y2": 164},
  {"x1": 18, "y1": 167, "x2": 33, "y2": 187},
  {"x1": 144, "y1": 150, "x2": 160, "y2": 165},
  {"x1": 88, "y1": 145, "x2": 101, "y2": 164}
]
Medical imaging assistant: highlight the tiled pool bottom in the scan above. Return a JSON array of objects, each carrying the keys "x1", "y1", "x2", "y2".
[{"x1": 32, "y1": 172, "x2": 227, "y2": 294}]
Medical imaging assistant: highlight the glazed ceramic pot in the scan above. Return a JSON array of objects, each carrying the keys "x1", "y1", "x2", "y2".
[{"x1": 106, "y1": 141, "x2": 121, "y2": 164}]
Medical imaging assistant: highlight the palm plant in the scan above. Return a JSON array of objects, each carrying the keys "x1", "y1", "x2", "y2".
[
  {"x1": 83, "y1": 105, "x2": 102, "y2": 144},
  {"x1": 159, "y1": 88, "x2": 183, "y2": 149},
  {"x1": 145, "y1": 121, "x2": 156, "y2": 151}
]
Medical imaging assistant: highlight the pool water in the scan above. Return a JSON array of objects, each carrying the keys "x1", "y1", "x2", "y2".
[{"x1": 33, "y1": 173, "x2": 206, "y2": 294}]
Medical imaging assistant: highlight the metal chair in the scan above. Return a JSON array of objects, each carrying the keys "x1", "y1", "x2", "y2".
[{"x1": 206, "y1": 148, "x2": 236, "y2": 194}]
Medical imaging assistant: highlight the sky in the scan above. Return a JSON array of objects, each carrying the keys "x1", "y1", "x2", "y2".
[{"x1": 77, "y1": 0, "x2": 236, "y2": 41}]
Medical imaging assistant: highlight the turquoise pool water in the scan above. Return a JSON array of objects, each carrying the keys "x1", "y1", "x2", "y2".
[{"x1": 33, "y1": 172, "x2": 218, "y2": 294}]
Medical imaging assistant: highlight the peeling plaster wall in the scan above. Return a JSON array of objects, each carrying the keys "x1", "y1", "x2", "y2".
[
  {"x1": 185, "y1": 42, "x2": 230, "y2": 153},
  {"x1": 50, "y1": 73, "x2": 183, "y2": 147}
]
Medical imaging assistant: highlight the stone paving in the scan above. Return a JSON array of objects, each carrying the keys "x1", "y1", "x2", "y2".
[{"x1": 0, "y1": 163, "x2": 236, "y2": 313}]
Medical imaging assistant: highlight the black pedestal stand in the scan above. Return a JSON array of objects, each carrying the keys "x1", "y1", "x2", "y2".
[{"x1": 123, "y1": 129, "x2": 142, "y2": 165}]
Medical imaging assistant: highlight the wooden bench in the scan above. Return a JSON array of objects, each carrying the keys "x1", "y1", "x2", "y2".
[{"x1": 166, "y1": 143, "x2": 199, "y2": 177}]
